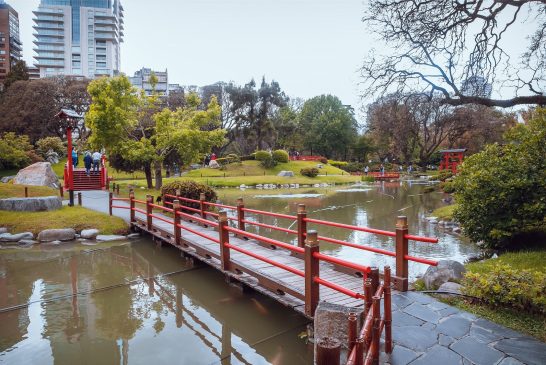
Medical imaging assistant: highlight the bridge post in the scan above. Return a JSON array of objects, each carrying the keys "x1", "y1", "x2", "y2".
[
  {"x1": 116, "y1": 184, "x2": 120, "y2": 195},
  {"x1": 146, "y1": 195, "x2": 153, "y2": 231},
  {"x1": 173, "y1": 199, "x2": 181, "y2": 246},
  {"x1": 384, "y1": 266, "x2": 393, "y2": 354},
  {"x1": 109, "y1": 192, "x2": 113, "y2": 216},
  {"x1": 236, "y1": 198, "x2": 245, "y2": 235},
  {"x1": 304, "y1": 230, "x2": 320, "y2": 317},
  {"x1": 395, "y1": 216, "x2": 409, "y2": 291},
  {"x1": 129, "y1": 190, "x2": 135, "y2": 223},
  {"x1": 370, "y1": 267, "x2": 379, "y2": 296},
  {"x1": 297, "y1": 204, "x2": 307, "y2": 248},
  {"x1": 218, "y1": 210, "x2": 231, "y2": 271},
  {"x1": 371, "y1": 296, "x2": 381, "y2": 365},
  {"x1": 77, "y1": 192, "x2": 82, "y2": 206},
  {"x1": 364, "y1": 278, "x2": 372, "y2": 315},
  {"x1": 347, "y1": 312, "x2": 358, "y2": 354},
  {"x1": 199, "y1": 193, "x2": 207, "y2": 225}
]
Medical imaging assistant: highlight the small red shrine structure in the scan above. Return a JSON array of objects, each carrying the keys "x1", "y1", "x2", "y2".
[{"x1": 439, "y1": 148, "x2": 466, "y2": 173}]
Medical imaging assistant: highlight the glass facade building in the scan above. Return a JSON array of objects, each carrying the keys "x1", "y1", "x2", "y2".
[
  {"x1": 33, "y1": 0, "x2": 123, "y2": 78},
  {"x1": 0, "y1": 1, "x2": 22, "y2": 90}
]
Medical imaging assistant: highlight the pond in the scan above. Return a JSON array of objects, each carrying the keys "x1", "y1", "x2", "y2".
[
  {"x1": 0, "y1": 240, "x2": 312, "y2": 364},
  {"x1": 215, "y1": 181, "x2": 480, "y2": 279}
]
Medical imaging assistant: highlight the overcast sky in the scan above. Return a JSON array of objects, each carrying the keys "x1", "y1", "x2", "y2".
[{"x1": 13, "y1": 0, "x2": 369, "y2": 115}]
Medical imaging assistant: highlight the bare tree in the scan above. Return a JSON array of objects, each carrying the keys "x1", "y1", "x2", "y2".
[{"x1": 362, "y1": 0, "x2": 546, "y2": 107}]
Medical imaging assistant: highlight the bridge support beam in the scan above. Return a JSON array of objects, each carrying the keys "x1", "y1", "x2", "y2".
[
  {"x1": 173, "y1": 200, "x2": 181, "y2": 246},
  {"x1": 236, "y1": 198, "x2": 245, "y2": 237},
  {"x1": 146, "y1": 195, "x2": 153, "y2": 231},
  {"x1": 129, "y1": 190, "x2": 135, "y2": 224},
  {"x1": 219, "y1": 210, "x2": 231, "y2": 271},
  {"x1": 305, "y1": 230, "x2": 320, "y2": 317},
  {"x1": 395, "y1": 216, "x2": 409, "y2": 291},
  {"x1": 297, "y1": 204, "x2": 307, "y2": 248}
]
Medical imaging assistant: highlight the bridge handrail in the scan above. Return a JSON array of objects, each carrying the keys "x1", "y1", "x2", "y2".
[
  {"x1": 176, "y1": 211, "x2": 219, "y2": 227},
  {"x1": 176, "y1": 223, "x2": 220, "y2": 244},
  {"x1": 305, "y1": 217, "x2": 396, "y2": 237},
  {"x1": 242, "y1": 219, "x2": 298, "y2": 235},
  {"x1": 241, "y1": 208, "x2": 297, "y2": 220},
  {"x1": 224, "y1": 225, "x2": 304, "y2": 254},
  {"x1": 225, "y1": 243, "x2": 304, "y2": 277}
]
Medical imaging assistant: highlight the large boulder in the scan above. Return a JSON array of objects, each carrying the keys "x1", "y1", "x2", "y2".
[
  {"x1": 37, "y1": 228, "x2": 76, "y2": 242},
  {"x1": 0, "y1": 232, "x2": 34, "y2": 242},
  {"x1": 277, "y1": 170, "x2": 295, "y2": 177},
  {"x1": 80, "y1": 229, "x2": 99, "y2": 239},
  {"x1": 0, "y1": 196, "x2": 62, "y2": 212},
  {"x1": 0, "y1": 176, "x2": 15, "y2": 183},
  {"x1": 422, "y1": 260, "x2": 466, "y2": 289},
  {"x1": 13, "y1": 162, "x2": 60, "y2": 189}
]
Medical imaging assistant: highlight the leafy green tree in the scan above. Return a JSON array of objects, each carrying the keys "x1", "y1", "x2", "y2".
[
  {"x1": 453, "y1": 109, "x2": 546, "y2": 248},
  {"x1": 35, "y1": 136, "x2": 65, "y2": 158},
  {"x1": 0, "y1": 133, "x2": 33, "y2": 169},
  {"x1": 2, "y1": 60, "x2": 29, "y2": 91},
  {"x1": 299, "y1": 95, "x2": 358, "y2": 159}
]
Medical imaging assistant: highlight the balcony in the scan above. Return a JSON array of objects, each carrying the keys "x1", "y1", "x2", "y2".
[
  {"x1": 34, "y1": 15, "x2": 64, "y2": 23},
  {"x1": 34, "y1": 30, "x2": 64, "y2": 38},
  {"x1": 33, "y1": 38, "x2": 64, "y2": 45},
  {"x1": 33, "y1": 8, "x2": 64, "y2": 16},
  {"x1": 34, "y1": 59, "x2": 65, "y2": 67},
  {"x1": 34, "y1": 45, "x2": 64, "y2": 52},
  {"x1": 35, "y1": 53, "x2": 65, "y2": 60},
  {"x1": 34, "y1": 23, "x2": 64, "y2": 30}
]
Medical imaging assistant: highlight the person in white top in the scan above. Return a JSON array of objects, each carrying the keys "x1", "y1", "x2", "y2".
[{"x1": 92, "y1": 151, "x2": 102, "y2": 174}]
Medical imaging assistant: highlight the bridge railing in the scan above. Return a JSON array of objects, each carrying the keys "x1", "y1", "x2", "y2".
[{"x1": 110, "y1": 190, "x2": 439, "y2": 316}]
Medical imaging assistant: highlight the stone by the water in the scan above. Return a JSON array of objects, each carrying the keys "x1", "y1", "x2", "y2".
[
  {"x1": 277, "y1": 170, "x2": 294, "y2": 177},
  {"x1": 0, "y1": 196, "x2": 62, "y2": 212},
  {"x1": 0, "y1": 227, "x2": 7, "y2": 234},
  {"x1": 80, "y1": 229, "x2": 99, "y2": 239},
  {"x1": 37, "y1": 228, "x2": 76, "y2": 242},
  {"x1": 0, "y1": 176, "x2": 15, "y2": 183},
  {"x1": 127, "y1": 233, "x2": 141, "y2": 239},
  {"x1": 422, "y1": 260, "x2": 466, "y2": 289},
  {"x1": 0, "y1": 232, "x2": 34, "y2": 242},
  {"x1": 96, "y1": 234, "x2": 126, "y2": 242},
  {"x1": 13, "y1": 162, "x2": 60, "y2": 189}
]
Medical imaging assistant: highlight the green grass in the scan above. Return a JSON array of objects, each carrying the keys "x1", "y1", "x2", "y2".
[
  {"x1": 466, "y1": 249, "x2": 546, "y2": 274},
  {"x1": 439, "y1": 296, "x2": 546, "y2": 342},
  {"x1": 0, "y1": 183, "x2": 59, "y2": 199},
  {"x1": 0, "y1": 206, "x2": 129, "y2": 235},
  {"x1": 432, "y1": 204, "x2": 456, "y2": 221}
]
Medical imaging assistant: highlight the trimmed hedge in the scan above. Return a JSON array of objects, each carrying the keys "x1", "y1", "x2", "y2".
[
  {"x1": 260, "y1": 156, "x2": 278, "y2": 169},
  {"x1": 272, "y1": 149, "x2": 289, "y2": 163},
  {"x1": 161, "y1": 180, "x2": 217, "y2": 210},
  {"x1": 300, "y1": 167, "x2": 319, "y2": 177},
  {"x1": 254, "y1": 150, "x2": 271, "y2": 161}
]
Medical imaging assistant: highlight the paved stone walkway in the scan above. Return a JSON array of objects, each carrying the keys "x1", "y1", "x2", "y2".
[{"x1": 79, "y1": 190, "x2": 546, "y2": 365}]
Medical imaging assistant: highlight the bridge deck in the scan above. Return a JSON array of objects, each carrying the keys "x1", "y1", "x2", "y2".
[{"x1": 131, "y1": 209, "x2": 365, "y2": 317}]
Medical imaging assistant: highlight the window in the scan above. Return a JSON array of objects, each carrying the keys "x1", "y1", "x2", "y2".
[
  {"x1": 72, "y1": 61, "x2": 81, "y2": 67},
  {"x1": 96, "y1": 55, "x2": 106, "y2": 60},
  {"x1": 96, "y1": 62, "x2": 106, "y2": 68},
  {"x1": 0, "y1": 51, "x2": 5, "y2": 55}
]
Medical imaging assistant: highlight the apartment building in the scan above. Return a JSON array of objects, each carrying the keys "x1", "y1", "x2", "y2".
[
  {"x1": 33, "y1": 0, "x2": 124, "y2": 79},
  {"x1": 0, "y1": 0, "x2": 22, "y2": 90},
  {"x1": 129, "y1": 67, "x2": 169, "y2": 96}
]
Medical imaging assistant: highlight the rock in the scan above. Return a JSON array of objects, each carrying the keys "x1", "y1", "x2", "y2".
[
  {"x1": 42, "y1": 240, "x2": 62, "y2": 245},
  {"x1": 127, "y1": 233, "x2": 141, "y2": 239},
  {"x1": 13, "y1": 162, "x2": 60, "y2": 189},
  {"x1": 239, "y1": 184, "x2": 246, "y2": 189},
  {"x1": 452, "y1": 226, "x2": 462, "y2": 234},
  {"x1": 38, "y1": 228, "x2": 76, "y2": 242},
  {"x1": 96, "y1": 234, "x2": 126, "y2": 242},
  {"x1": 438, "y1": 282, "x2": 463, "y2": 295},
  {"x1": 314, "y1": 302, "x2": 363, "y2": 353},
  {"x1": 45, "y1": 150, "x2": 59, "y2": 164},
  {"x1": 422, "y1": 260, "x2": 465, "y2": 290},
  {"x1": 277, "y1": 170, "x2": 294, "y2": 177},
  {"x1": 0, "y1": 196, "x2": 62, "y2": 212},
  {"x1": 0, "y1": 227, "x2": 7, "y2": 234},
  {"x1": 1, "y1": 175, "x2": 15, "y2": 183},
  {"x1": 80, "y1": 229, "x2": 99, "y2": 239},
  {"x1": 0, "y1": 232, "x2": 34, "y2": 242},
  {"x1": 208, "y1": 160, "x2": 220, "y2": 169},
  {"x1": 18, "y1": 239, "x2": 37, "y2": 246}
]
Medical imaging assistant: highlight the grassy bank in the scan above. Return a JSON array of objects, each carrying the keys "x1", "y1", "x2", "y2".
[
  {"x1": 0, "y1": 206, "x2": 129, "y2": 235},
  {"x1": 431, "y1": 204, "x2": 456, "y2": 220},
  {"x1": 0, "y1": 184, "x2": 59, "y2": 199}
]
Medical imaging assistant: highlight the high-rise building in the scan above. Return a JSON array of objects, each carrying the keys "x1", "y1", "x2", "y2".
[
  {"x1": 33, "y1": 0, "x2": 124, "y2": 79},
  {"x1": 129, "y1": 67, "x2": 169, "y2": 96},
  {"x1": 0, "y1": 0, "x2": 22, "y2": 90}
]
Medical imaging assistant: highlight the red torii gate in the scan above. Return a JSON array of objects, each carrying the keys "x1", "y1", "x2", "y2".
[{"x1": 439, "y1": 148, "x2": 466, "y2": 173}]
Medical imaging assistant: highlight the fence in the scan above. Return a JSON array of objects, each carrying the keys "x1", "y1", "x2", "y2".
[{"x1": 110, "y1": 189, "x2": 438, "y2": 317}]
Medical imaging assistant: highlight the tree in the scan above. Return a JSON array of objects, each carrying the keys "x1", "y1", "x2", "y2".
[
  {"x1": 453, "y1": 109, "x2": 546, "y2": 248},
  {"x1": 2, "y1": 60, "x2": 29, "y2": 91},
  {"x1": 299, "y1": 95, "x2": 358, "y2": 159},
  {"x1": 361, "y1": 0, "x2": 546, "y2": 107},
  {"x1": 0, "y1": 133, "x2": 34, "y2": 169}
]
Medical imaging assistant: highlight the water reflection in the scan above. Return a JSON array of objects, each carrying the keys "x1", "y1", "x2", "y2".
[
  {"x1": 217, "y1": 181, "x2": 480, "y2": 278},
  {"x1": 0, "y1": 241, "x2": 312, "y2": 364}
]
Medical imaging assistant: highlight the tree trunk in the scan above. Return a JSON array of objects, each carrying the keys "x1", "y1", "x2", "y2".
[
  {"x1": 144, "y1": 164, "x2": 153, "y2": 189},
  {"x1": 154, "y1": 161, "x2": 163, "y2": 190}
]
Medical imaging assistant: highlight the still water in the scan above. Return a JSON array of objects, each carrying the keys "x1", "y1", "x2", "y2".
[
  {"x1": 216, "y1": 181, "x2": 480, "y2": 279},
  {"x1": 0, "y1": 240, "x2": 313, "y2": 364}
]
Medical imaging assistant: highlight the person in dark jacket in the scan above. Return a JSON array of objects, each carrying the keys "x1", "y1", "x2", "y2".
[{"x1": 83, "y1": 151, "x2": 93, "y2": 176}]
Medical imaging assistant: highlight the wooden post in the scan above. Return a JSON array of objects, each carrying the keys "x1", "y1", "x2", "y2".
[
  {"x1": 218, "y1": 210, "x2": 231, "y2": 271},
  {"x1": 348, "y1": 312, "x2": 358, "y2": 356},
  {"x1": 384, "y1": 266, "x2": 393, "y2": 354},
  {"x1": 24, "y1": 187, "x2": 28, "y2": 197},
  {"x1": 109, "y1": 192, "x2": 113, "y2": 215},
  {"x1": 304, "y1": 230, "x2": 320, "y2": 317},
  {"x1": 370, "y1": 267, "x2": 379, "y2": 296},
  {"x1": 59, "y1": 185, "x2": 64, "y2": 198},
  {"x1": 112, "y1": 182, "x2": 115, "y2": 192},
  {"x1": 77, "y1": 192, "x2": 82, "y2": 206},
  {"x1": 199, "y1": 192, "x2": 206, "y2": 223},
  {"x1": 297, "y1": 204, "x2": 307, "y2": 248},
  {"x1": 116, "y1": 184, "x2": 120, "y2": 195},
  {"x1": 173, "y1": 199, "x2": 181, "y2": 246},
  {"x1": 129, "y1": 191, "x2": 135, "y2": 223},
  {"x1": 162, "y1": 190, "x2": 166, "y2": 207},
  {"x1": 364, "y1": 278, "x2": 373, "y2": 316},
  {"x1": 146, "y1": 195, "x2": 153, "y2": 231},
  {"x1": 316, "y1": 337, "x2": 340, "y2": 365},
  {"x1": 354, "y1": 337, "x2": 364, "y2": 365},
  {"x1": 395, "y1": 216, "x2": 409, "y2": 291},
  {"x1": 372, "y1": 296, "x2": 381, "y2": 365},
  {"x1": 175, "y1": 188, "x2": 181, "y2": 198},
  {"x1": 236, "y1": 197, "x2": 245, "y2": 235}
]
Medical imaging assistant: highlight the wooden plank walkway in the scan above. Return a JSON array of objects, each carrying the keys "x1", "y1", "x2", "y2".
[{"x1": 128, "y1": 207, "x2": 366, "y2": 318}]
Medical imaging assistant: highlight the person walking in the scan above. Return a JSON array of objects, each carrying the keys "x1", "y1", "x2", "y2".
[
  {"x1": 71, "y1": 147, "x2": 78, "y2": 168},
  {"x1": 92, "y1": 151, "x2": 102, "y2": 174},
  {"x1": 364, "y1": 165, "x2": 369, "y2": 176},
  {"x1": 380, "y1": 164, "x2": 385, "y2": 176},
  {"x1": 83, "y1": 151, "x2": 93, "y2": 176}
]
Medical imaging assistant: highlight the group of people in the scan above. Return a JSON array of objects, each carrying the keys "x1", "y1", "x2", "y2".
[
  {"x1": 203, "y1": 153, "x2": 217, "y2": 167},
  {"x1": 71, "y1": 148, "x2": 103, "y2": 176},
  {"x1": 362, "y1": 163, "x2": 413, "y2": 175}
]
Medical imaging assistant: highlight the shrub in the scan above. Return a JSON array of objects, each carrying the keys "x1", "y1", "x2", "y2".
[
  {"x1": 36, "y1": 136, "x2": 64, "y2": 158},
  {"x1": 300, "y1": 167, "x2": 319, "y2": 177},
  {"x1": 462, "y1": 264, "x2": 546, "y2": 314},
  {"x1": 272, "y1": 149, "x2": 289, "y2": 163},
  {"x1": 319, "y1": 157, "x2": 328, "y2": 164},
  {"x1": 216, "y1": 154, "x2": 240, "y2": 165},
  {"x1": 240, "y1": 154, "x2": 255, "y2": 161},
  {"x1": 254, "y1": 150, "x2": 271, "y2": 161},
  {"x1": 430, "y1": 170, "x2": 453, "y2": 182},
  {"x1": 453, "y1": 109, "x2": 546, "y2": 249},
  {"x1": 329, "y1": 160, "x2": 348, "y2": 168},
  {"x1": 341, "y1": 162, "x2": 365, "y2": 173},
  {"x1": 0, "y1": 132, "x2": 33, "y2": 170},
  {"x1": 440, "y1": 181, "x2": 455, "y2": 193},
  {"x1": 260, "y1": 156, "x2": 278, "y2": 169},
  {"x1": 361, "y1": 175, "x2": 375, "y2": 183},
  {"x1": 161, "y1": 180, "x2": 217, "y2": 210}
]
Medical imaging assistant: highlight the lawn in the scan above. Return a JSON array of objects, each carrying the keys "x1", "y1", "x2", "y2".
[
  {"x1": 0, "y1": 206, "x2": 129, "y2": 235},
  {"x1": 431, "y1": 204, "x2": 456, "y2": 221},
  {"x1": 465, "y1": 249, "x2": 546, "y2": 274},
  {"x1": 0, "y1": 183, "x2": 59, "y2": 199}
]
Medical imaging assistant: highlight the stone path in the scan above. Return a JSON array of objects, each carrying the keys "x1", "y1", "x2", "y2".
[{"x1": 79, "y1": 190, "x2": 546, "y2": 365}]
